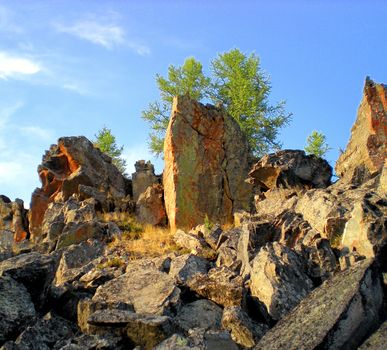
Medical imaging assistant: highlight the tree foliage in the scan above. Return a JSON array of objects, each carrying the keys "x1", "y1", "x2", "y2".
[
  {"x1": 142, "y1": 57, "x2": 210, "y2": 156},
  {"x1": 210, "y1": 49, "x2": 290, "y2": 156},
  {"x1": 142, "y1": 49, "x2": 291, "y2": 157},
  {"x1": 94, "y1": 127, "x2": 127, "y2": 175},
  {"x1": 304, "y1": 130, "x2": 331, "y2": 158}
]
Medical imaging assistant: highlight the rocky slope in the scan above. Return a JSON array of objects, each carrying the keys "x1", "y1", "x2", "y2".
[{"x1": 0, "y1": 78, "x2": 386, "y2": 350}]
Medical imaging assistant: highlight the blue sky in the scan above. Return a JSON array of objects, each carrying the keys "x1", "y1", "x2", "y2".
[{"x1": 0, "y1": 0, "x2": 386, "y2": 204}]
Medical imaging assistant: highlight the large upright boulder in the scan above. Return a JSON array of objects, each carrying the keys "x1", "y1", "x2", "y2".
[
  {"x1": 163, "y1": 96, "x2": 252, "y2": 231},
  {"x1": 29, "y1": 136, "x2": 126, "y2": 239},
  {"x1": 336, "y1": 78, "x2": 386, "y2": 184}
]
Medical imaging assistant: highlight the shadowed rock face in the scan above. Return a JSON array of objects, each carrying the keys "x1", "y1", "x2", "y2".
[
  {"x1": 247, "y1": 150, "x2": 332, "y2": 191},
  {"x1": 254, "y1": 259, "x2": 384, "y2": 350},
  {"x1": 29, "y1": 136, "x2": 126, "y2": 239},
  {"x1": 163, "y1": 96, "x2": 252, "y2": 231},
  {"x1": 336, "y1": 78, "x2": 386, "y2": 184}
]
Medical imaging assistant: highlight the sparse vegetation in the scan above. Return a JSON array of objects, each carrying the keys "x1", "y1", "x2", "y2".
[
  {"x1": 99, "y1": 212, "x2": 186, "y2": 259},
  {"x1": 97, "y1": 256, "x2": 125, "y2": 269},
  {"x1": 204, "y1": 214, "x2": 214, "y2": 231}
]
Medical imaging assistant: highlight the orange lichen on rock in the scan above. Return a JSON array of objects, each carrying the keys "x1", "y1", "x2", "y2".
[
  {"x1": 336, "y1": 78, "x2": 386, "y2": 183},
  {"x1": 29, "y1": 145, "x2": 78, "y2": 238},
  {"x1": 163, "y1": 96, "x2": 252, "y2": 232}
]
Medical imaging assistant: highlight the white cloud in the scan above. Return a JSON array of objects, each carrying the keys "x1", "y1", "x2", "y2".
[
  {"x1": 57, "y1": 20, "x2": 125, "y2": 49},
  {"x1": 0, "y1": 52, "x2": 40, "y2": 79},
  {"x1": 55, "y1": 18, "x2": 150, "y2": 55},
  {"x1": 62, "y1": 82, "x2": 90, "y2": 96}
]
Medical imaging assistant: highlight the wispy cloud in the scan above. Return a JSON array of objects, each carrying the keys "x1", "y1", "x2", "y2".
[
  {"x1": 0, "y1": 52, "x2": 40, "y2": 79},
  {"x1": 55, "y1": 17, "x2": 150, "y2": 55},
  {"x1": 0, "y1": 102, "x2": 54, "y2": 202},
  {"x1": 0, "y1": 101, "x2": 23, "y2": 129}
]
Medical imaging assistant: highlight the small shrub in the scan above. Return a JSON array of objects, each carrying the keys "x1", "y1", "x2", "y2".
[
  {"x1": 204, "y1": 214, "x2": 213, "y2": 231},
  {"x1": 97, "y1": 256, "x2": 125, "y2": 269}
]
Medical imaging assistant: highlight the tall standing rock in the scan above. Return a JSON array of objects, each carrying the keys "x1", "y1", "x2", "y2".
[
  {"x1": 29, "y1": 137, "x2": 126, "y2": 239},
  {"x1": 163, "y1": 96, "x2": 252, "y2": 231},
  {"x1": 336, "y1": 78, "x2": 386, "y2": 184}
]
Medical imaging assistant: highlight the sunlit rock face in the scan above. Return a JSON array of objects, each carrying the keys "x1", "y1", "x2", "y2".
[
  {"x1": 163, "y1": 96, "x2": 252, "y2": 231},
  {"x1": 336, "y1": 77, "x2": 386, "y2": 185},
  {"x1": 29, "y1": 136, "x2": 126, "y2": 239}
]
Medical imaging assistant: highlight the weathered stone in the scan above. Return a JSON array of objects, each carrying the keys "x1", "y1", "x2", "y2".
[
  {"x1": 222, "y1": 306, "x2": 267, "y2": 348},
  {"x1": 132, "y1": 160, "x2": 158, "y2": 202},
  {"x1": 341, "y1": 197, "x2": 387, "y2": 258},
  {"x1": 2, "y1": 312, "x2": 77, "y2": 350},
  {"x1": 358, "y1": 320, "x2": 387, "y2": 350},
  {"x1": 163, "y1": 96, "x2": 252, "y2": 231},
  {"x1": 153, "y1": 334, "x2": 194, "y2": 350},
  {"x1": 186, "y1": 267, "x2": 243, "y2": 307},
  {"x1": 57, "y1": 334, "x2": 125, "y2": 350},
  {"x1": 54, "y1": 240, "x2": 105, "y2": 286},
  {"x1": 0, "y1": 196, "x2": 28, "y2": 243},
  {"x1": 0, "y1": 276, "x2": 36, "y2": 345},
  {"x1": 0, "y1": 252, "x2": 56, "y2": 310},
  {"x1": 135, "y1": 183, "x2": 167, "y2": 226},
  {"x1": 247, "y1": 150, "x2": 332, "y2": 191},
  {"x1": 29, "y1": 136, "x2": 127, "y2": 239},
  {"x1": 336, "y1": 78, "x2": 386, "y2": 184},
  {"x1": 175, "y1": 300, "x2": 223, "y2": 332},
  {"x1": 250, "y1": 242, "x2": 314, "y2": 320},
  {"x1": 174, "y1": 229, "x2": 210, "y2": 255},
  {"x1": 215, "y1": 228, "x2": 241, "y2": 269},
  {"x1": 236, "y1": 222, "x2": 278, "y2": 278},
  {"x1": 169, "y1": 254, "x2": 210, "y2": 284},
  {"x1": 254, "y1": 259, "x2": 384, "y2": 350},
  {"x1": 93, "y1": 265, "x2": 180, "y2": 316},
  {"x1": 189, "y1": 224, "x2": 223, "y2": 251},
  {"x1": 188, "y1": 329, "x2": 239, "y2": 350},
  {"x1": 0, "y1": 230, "x2": 14, "y2": 262},
  {"x1": 254, "y1": 188, "x2": 299, "y2": 218}
]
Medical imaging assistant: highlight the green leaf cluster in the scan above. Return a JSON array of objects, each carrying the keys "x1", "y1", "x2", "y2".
[
  {"x1": 94, "y1": 126, "x2": 127, "y2": 175},
  {"x1": 304, "y1": 130, "x2": 331, "y2": 158},
  {"x1": 142, "y1": 49, "x2": 291, "y2": 157}
]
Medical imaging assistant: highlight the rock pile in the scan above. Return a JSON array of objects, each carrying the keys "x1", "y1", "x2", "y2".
[{"x1": 0, "y1": 78, "x2": 385, "y2": 349}]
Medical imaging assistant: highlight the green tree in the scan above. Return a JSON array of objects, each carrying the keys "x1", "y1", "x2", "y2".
[
  {"x1": 142, "y1": 57, "x2": 211, "y2": 156},
  {"x1": 304, "y1": 130, "x2": 331, "y2": 158},
  {"x1": 94, "y1": 127, "x2": 127, "y2": 175},
  {"x1": 142, "y1": 49, "x2": 291, "y2": 157},
  {"x1": 210, "y1": 49, "x2": 291, "y2": 156}
]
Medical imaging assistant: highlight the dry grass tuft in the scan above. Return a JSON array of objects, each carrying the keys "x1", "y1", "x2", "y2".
[{"x1": 100, "y1": 212, "x2": 185, "y2": 259}]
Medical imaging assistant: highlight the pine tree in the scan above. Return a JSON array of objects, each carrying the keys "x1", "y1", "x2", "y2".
[
  {"x1": 304, "y1": 130, "x2": 331, "y2": 158},
  {"x1": 142, "y1": 49, "x2": 291, "y2": 157},
  {"x1": 94, "y1": 127, "x2": 127, "y2": 175}
]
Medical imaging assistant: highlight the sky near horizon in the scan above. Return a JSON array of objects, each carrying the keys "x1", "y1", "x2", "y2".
[{"x1": 0, "y1": 0, "x2": 386, "y2": 204}]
